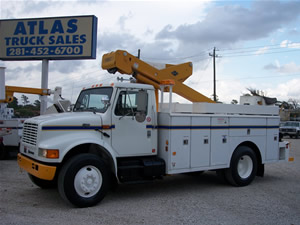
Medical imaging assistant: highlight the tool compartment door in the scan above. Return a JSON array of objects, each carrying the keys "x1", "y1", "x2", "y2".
[
  {"x1": 210, "y1": 117, "x2": 229, "y2": 166},
  {"x1": 190, "y1": 116, "x2": 210, "y2": 168},
  {"x1": 266, "y1": 118, "x2": 280, "y2": 161},
  {"x1": 169, "y1": 116, "x2": 190, "y2": 170}
]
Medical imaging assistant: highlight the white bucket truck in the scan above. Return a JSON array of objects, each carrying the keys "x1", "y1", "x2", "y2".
[
  {"x1": 0, "y1": 67, "x2": 70, "y2": 159},
  {"x1": 18, "y1": 50, "x2": 291, "y2": 207}
]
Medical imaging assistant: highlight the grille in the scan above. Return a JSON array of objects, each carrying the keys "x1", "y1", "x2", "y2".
[
  {"x1": 281, "y1": 128, "x2": 295, "y2": 132},
  {"x1": 22, "y1": 122, "x2": 38, "y2": 146}
]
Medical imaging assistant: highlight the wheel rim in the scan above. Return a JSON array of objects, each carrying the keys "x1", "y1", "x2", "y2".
[
  {"x1": 237, "y1": 155, "x2": 253, "y2": 179},
  {"x1": 74, "y1": 166, "x2": 102, "y2": 198}
]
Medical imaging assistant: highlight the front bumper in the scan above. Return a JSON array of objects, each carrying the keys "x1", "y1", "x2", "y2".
[{"x1": 17, "y1": 153, "x2": 57, "y2": 180}]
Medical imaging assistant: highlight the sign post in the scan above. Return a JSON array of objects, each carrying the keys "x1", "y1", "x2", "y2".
[
  {"x1": 41, "y1": 59, "x2": 49, "y2": 114},
  {"x1": 0, "y1": 67, "x2": 5, "y2": 101},
  {"x1": 0, "y1": 15, "x2": 98, "y2": 114}
]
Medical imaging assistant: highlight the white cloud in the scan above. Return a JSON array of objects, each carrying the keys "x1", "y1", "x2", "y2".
[
  {"x1": 288, "y1": 43, "x2": 300, "y2": 49},
  {"x1": 269, "y1": 79, "x2": 300, "y2": 101},
  {"x1": 264, "y1": 61, "x2": 300, "y2": 74},
  {"x1": 279, "y1": 62, "x2": 300, "y2": 74},
  {"x1": 280, "y1": 40, "x2": 300, "y2": 49},
  {"x1": 255, "y1": 47, "x2": 269, "y2": 55},
  {"x1": 157, "y1": 1, "x2": 300, "y2": 48},
  {"x1": 280, "y1": 40, "x2": 288, "y2": 47}
]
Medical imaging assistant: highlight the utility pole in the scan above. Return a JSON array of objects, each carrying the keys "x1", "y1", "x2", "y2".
[
  {"x1": 209, "y1": 47, "x2": 219, "y2": 102},
  {"x1": 137, "y1": 49, "x2": 141, "y2": 59}
]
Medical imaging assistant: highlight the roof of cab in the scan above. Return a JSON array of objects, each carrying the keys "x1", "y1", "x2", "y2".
[{"x1": 83, "y1": 82, "x2": 155, "y2": 90}]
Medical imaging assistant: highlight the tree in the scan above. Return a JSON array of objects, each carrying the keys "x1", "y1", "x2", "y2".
[
  {"x1": 33, "y1": 100, "x2": 41, "y2": 109},
  {"x1": 231, "y1": 99, "x2": 238, "y2": 104},
  {"x1": 245, "y1": 88, "x2": 266, "y2": 97},
  {"x1": 7, "y1": 97, "x2": 19, "y2": 109},
  {"x1": 21, "y1": 95, "x2": 30, "y2": 105},
  {"x1": 288, "y1": 98, "x2": 300, "y2": 110},
  {"x1": 279, "y1": 101, "x2": 292, "y2": 110},
  {"x1": 7, "y1": 95, "x2": 41, "y2": 117}
]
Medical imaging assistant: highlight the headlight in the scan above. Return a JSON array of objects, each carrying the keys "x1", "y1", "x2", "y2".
[{"x1": 39, "y1": 148, "x2": 59, "y2": 159}]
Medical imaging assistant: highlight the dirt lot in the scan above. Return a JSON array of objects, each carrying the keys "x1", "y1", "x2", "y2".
[{"x1": 0, "y1": 139, "x2": 299, "y2": 225}]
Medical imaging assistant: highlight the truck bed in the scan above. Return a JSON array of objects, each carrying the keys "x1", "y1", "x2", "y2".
[{"x1": 157, "y1": 102, "x2": 282, "y2": 174}]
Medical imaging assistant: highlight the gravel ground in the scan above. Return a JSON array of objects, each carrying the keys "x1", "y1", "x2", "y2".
[{"x1": 0, "y1": 139, "x2": 299, "y2": 225}]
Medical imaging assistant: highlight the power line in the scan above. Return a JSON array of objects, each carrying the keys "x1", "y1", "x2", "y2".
[
  {"x1": 199, "y1": 72, "x2": 300, "y2": 84},
  {"x1": 141, "y1": 49, "x2": 211, "y2": 61},
  {"x1": 219, "y1": 42, "x2": 300, "y2": 52},
  {"x1": 221, "y1": 48, "x2": 300, "y2": 58}
]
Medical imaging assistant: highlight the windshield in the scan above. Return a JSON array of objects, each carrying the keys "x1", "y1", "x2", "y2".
[
  {"x1": 73, "y1": 87, "x2": 113, "y2": 113},
  {"x1": 284, "y1": 122, "x2": 299, "y2": 127}
]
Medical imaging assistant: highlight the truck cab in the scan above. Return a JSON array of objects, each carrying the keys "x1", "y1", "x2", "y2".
[{"x1": 18, "y1": 82, "x2": 165, "y2": 207}]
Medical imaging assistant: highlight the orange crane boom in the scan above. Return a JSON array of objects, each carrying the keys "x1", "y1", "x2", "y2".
[
  {"x1": 101, "y1": 50, "x2": 214, "y2": 104},
  {"x1": 0, "y1": 86, "x2": 50, "y2": 103}
]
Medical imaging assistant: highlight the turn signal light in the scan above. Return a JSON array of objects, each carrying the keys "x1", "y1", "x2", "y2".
[{"x1": 42, "y1": 149, "x2": 59, "y2": 159}]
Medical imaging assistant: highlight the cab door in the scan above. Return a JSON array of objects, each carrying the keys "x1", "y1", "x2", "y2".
[{"x1": 111, "y1": 88, "x2": 155, "y2": 156}]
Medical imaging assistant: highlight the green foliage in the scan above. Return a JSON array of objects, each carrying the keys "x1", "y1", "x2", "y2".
[
  {"x1": 21, "y1": 94, "x2": 30, "y2": 105},
  {"x1": 8, "y1": 96, "x2": 40, "y2": 118},
  {"x1": 231, "y1": 99, "x2": 238, "y2": 104},
  {"x1": 7, "y1": 97, "x2": 18, "y2": 109}
]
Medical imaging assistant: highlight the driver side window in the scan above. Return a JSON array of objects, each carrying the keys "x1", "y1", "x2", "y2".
[{"x1": 115, "y1": 91, "x2": 147, "y2": 116}]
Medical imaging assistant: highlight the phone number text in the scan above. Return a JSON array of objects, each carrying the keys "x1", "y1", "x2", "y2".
[{"x1": 7, "y1": 46, "x2": 83, "y2": 57}]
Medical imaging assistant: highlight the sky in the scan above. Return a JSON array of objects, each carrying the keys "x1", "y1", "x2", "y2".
[{"x1": 1, "y1": 0, "x2": 300, "y2": 105}]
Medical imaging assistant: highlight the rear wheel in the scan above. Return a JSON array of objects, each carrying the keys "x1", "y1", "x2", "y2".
[
  {"x1": 216, "y1": 169, "x2": 228, "y2": 184},
  {"x1": 58, "y1": 154, "x2": 109, "y2": 207},
  {"x1": 225, "y1": 146, "x2": 257, "y2": 186}
]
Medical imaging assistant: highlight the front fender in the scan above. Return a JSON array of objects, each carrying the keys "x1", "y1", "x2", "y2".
[{"x1": 39, "y1": 131, "x2": 118, "y2": 170}]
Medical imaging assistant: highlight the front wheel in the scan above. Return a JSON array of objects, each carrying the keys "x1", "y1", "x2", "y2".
[
  {"x1": 0, "y1": 143, "x2": 7, "y2": 160},
  {"x1": 58, "y1": 154, "x2": 109, "y2": 207},
  {"x1": 225, "y1": 146, "x2": 257, "y2": 186},
  {"x1": 28, "y1": 174, "x2": 57, "y2": 189}
]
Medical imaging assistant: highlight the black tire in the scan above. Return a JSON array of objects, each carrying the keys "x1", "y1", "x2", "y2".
[
  {"x1": 28, "y1": 174, "x2": 57, "y2": 189},
  {"x1": 216, "y1": 169, "x2": 229, "y2": 184},
  {"x1": 225, "y1": 146, "x2": 257, "y2": 187},
  {"x1": 279, "y1": 133, "x2": 283, "y2": 140},
  {"x1": 0, "y1": 143, "x2": 7, "y2": 160},
  {"x1": 58, "y1": 154, "x2": 109, "y2": 207},
  {"x1": 186, "y1": 171, "x2": 205, "y2": 177},
  {"x1": 295, "y1": 132, "x2": 299, "y2": 139}
]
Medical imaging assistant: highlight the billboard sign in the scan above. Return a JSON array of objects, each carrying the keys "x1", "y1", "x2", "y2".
[{"x1": 0, "y1": 15, "x2": 97, "y2": 60}]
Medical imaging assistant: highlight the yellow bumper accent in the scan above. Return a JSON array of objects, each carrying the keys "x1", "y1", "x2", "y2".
[
  {"x1": 289, "y1": 157, "x2": 295, "y2": 162},
  {"x1": 17, "y1": 153, "x2": 57, "y2": 181}
]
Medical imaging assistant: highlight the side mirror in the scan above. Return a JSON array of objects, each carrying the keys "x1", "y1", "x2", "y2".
[
  {"x1": 101, "y1": 96, "x2": 111, "y2": 109},
  {"x1": 69, "y1": 104, "x2": 75, "y2": 112},
  {"x1": 136, "y1": 90, "x2": 147, "y2": 112},
  {"x1": 135, "y1": 90, "x2": 147, "y2": 122}
]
